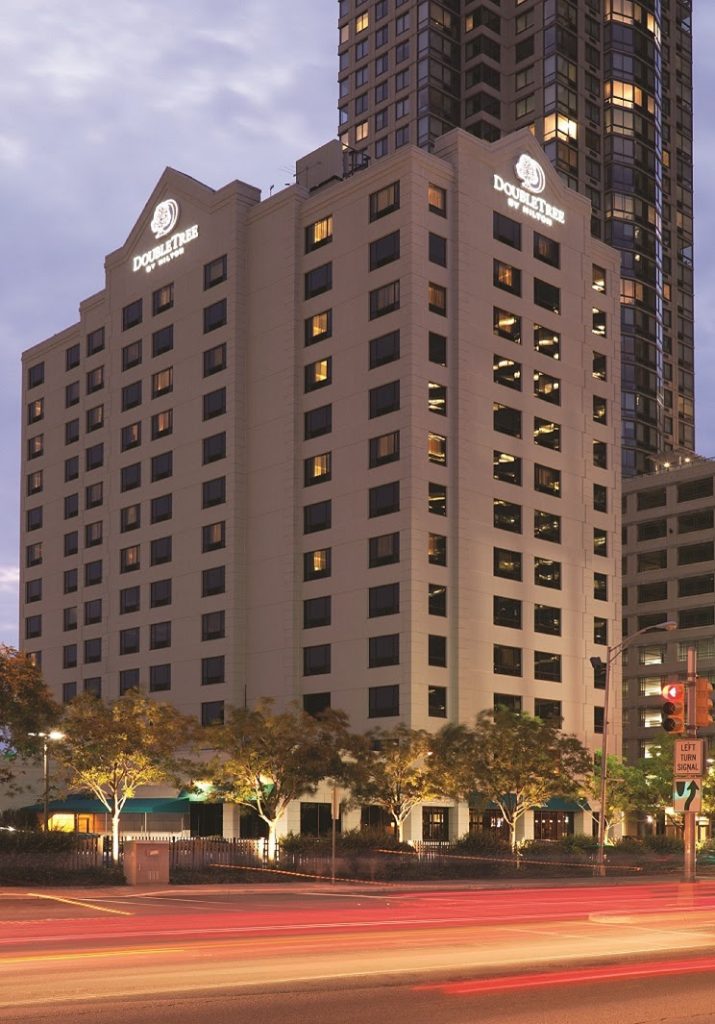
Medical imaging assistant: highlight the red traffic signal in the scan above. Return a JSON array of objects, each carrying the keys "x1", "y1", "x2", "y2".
[{"x1": 661, "y1": 682, "x2": 685, "y2": 734}]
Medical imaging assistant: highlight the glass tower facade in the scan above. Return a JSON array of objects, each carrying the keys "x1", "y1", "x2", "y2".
[{"x1": 337, "y1": 0, "x2": 694, "y2": 475}]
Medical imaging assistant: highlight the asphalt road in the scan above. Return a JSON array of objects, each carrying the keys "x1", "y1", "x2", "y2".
[{"x1": 2, "y1": 880, "x2": 715, "y2": 1023}]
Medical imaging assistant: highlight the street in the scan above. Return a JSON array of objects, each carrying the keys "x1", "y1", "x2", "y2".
[{"x1": 2, "y1": 880, "x2": 715, "y2": 1023}]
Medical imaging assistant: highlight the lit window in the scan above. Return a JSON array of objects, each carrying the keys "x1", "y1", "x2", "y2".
[{"x1": 305, "y1": 215, "x2": 333, "y2": 253}]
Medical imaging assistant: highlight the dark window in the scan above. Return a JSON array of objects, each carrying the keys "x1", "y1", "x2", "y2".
[
  {"x1": 28, "y1": 363, "x2": 44, "y2": 389},
  {"x1": 203, "y1": 388, "x2": 227, "y2": 420},
  {"x1": 594, "y1": 573, "x2": 608, "y2": 601},
  {"x1": 594, "y1": 616, "x2": 608, "y2": 644},
  {"x1": 203, "y1": 299, "x2": 227, "y2": 333},
  {"x1": 593, "y1": 352, "x2": 607, "y2": 381},
  {"x1": 84, "y1": 637, "x2": 102, "y2": 664},
  {"x1": 494, "y1": 596, "x2": 521, "y2": 629},
  {"x1": 535, "y1": 699, "x2": 562, "y2": 723},
  {"x1": 493, "y1": 451, "x2": 521, "y2": 486},
  {"x1": 122, "y1": 340, "x2": 142, "y2": 371},
  {"x1": 494, "y1": 693, "x2": 522, "y2": 713},
  {"x1": 428, "y1": 685, "x2": 447, "y2": 718},
  {"x1": 203, "y1": 432, "x2": 227, "y2": 464},
  {"x1": 369, "y1": 684, "x2": 400, "y2": 718},
  {"x1": 677, "y1": 477, "x2": 714, "y2": 503},
  {"x1": 534, "y1": 279, "x2": 561, "y2": 314},
  {"x1": 64, "y1": 494, "x2": 79, "y2": 520},
  {"x1": 305, "y1": 310, "x2": 333, "y2": 346},
  {"x1": 204, "y1": 342, "x2": 227, "y2": 376},
  {"x1": 535, "y1": 510, "x2": 562, "y2": 543},
  {"x1": 25, "y1": 578, "x2": 42, "y2": 603},
  {"x1": 304, "y1": 548, "x2": 331, "y2": 581},
  {"x1": 202, "y1": 656, "x2": 225, "y2": 686},
  {"x1": 428, "y1": 583, "x2": 446, "y2": 617},
  {"x1": 119, "y1": 628, "x2": 140, "y2": 655},
  {"x1": 150, "y1": 536, "x2": 172, "y2": 565},
  {"x1": 119, "y1": 669, "x2": 140, "y2": 695},
  {"x1": 122, "y1": 300, "x2": 142, "y2": 331},
  {"x1": 369, "y1": 381, "x2": 400, "y2": 417},
  {"x1": 304, "y1": 500, "x2": 332, "y2": 534},
  {"x1": 152, "y1": 283, "x2": 174, "y2": 315},
  {"x1": 201, "y1": 566, "x2": 225, "y2": 598},
  {"x1": 369, "y1": 231, "x2": 400, "y2": 269},
  {"x1": 120, "y1": 463, "x2": 141, "y2": 492},
  {"x1": 493, "y1": 212, "x2": 521, "y2": 249},
  {"x1": 637, "y1": 487, "x2": 667, "y2": 511},
  {"x1": 534, "y1": 463, "x2": 561, "y2": 497},
  {"x1": 493, "y1": 403, "x2": 521, "y2": 438},
  {"x1": 66, "y1": 345, "x2": 80, "y2": 371},
  {"x1": 494, "y1": 499, "x2": 521, "y2": 533},
  {"x1": 62, "y1": 682, "x2": 77, "y2": 703},
  {"x1": 303, "y1": 691, "x2": 331, "y2": 716},
  {"x1": 535, "y1": 604, "x2": 561, "y2": 636},
  {"x1": 593, "y1": 440, "x2": 608, "y2": 469},
  {"x1": 121, "y1": 423, "x2": 141, "y2": 451},
  {"x1": 535, "y1": 651, "x2": 561, "y2": 681},
  {"x1": 64, "y1": 531, "x2": 78, "y2": 556},
  {"x1": 304, "y1": 264, "x2": 333, "y2": 300},
  {"x1": 533, "y1": 232, "x2": 560, "y2": 268},
  {"x1": 151, "y1": 579, "x2": 172, "y2": 608},
  {"x1": 369, "y1": 181, "x2": 400, "y2": 220},
  {"x1": 678, "y1": 509, "x2": 714, "y2": 534},
  {"x1": 152, "y1": 325, "x2": 174, "y2": 357},
  {"x1": 428, "y1": 332, "x2": 447, "y2": 365},
  {"x1": 369, "y1": 281, "x2": 400, "y2": 318},
  {"x1": 86, "y1": 327, "x2": 105, "y2": 357},
  {"x1": 202, "y1": 521, "x2": 226, "y2": 551},
  {"x1": 369, "y1": 583, "x2": 400, "y2": 618},
  {"x1": 150, "y1": 664, "x2": 171, "y2": 692},
  {"x1": 121, "y1": 381, "x2": 142, "y2": 411},
  {"x1": 27, "y1": 470, "x2": 43, "y2": 495},
  {"x1": 369, "y1": 634, "x2": 399, "y2": 667},
  {"x1": 150, "y1": 493, "x2": 172, "y2": 523},
  {"x1": 429, "y1": 233, "x2": 447, "y2": 266},
  {"x1": 84, "y1": 521, "x2": 102, "y2": 547},
  {"x1": 65, "y1": 381, "x2": 80, "y2": 407},
  {"x1": 494, "y1": 548, "x2": 522, "y2": 581},
  {"x1": 305, "y1": 405, "x2": 333, "y2": 442},
  {"x1": 428, "y1": 634, "x2": 446, "y2": 667},
  {"x1": 369, "y1": 481, "x2": 400, "y2": 517},
  {"x1": 678, "y1": 541, "x2": 715, "y2": 566},
  {"x1": 303, "y1": 644, "x2": 331, "y2": 675},
  {"x1": 64, "y1": 420, "x2": 79, "y2": 445},
  {"x1": 150, "y1": 621, "x2": 172, "y2": 650},
  {"x1": 120, "y1": 504, "x2": 140, "y2": 532},
  {"x1": 85, "y1": 443, "x2": 104, "y2": 472},
  {"x1": 201, "y1": 610, "x2": 225, "y2": 641},
  {"x1": 63, "y1": 567, "x2": 78, "y2": 593},
  {"x1": 369, "y1": 329, "x2": 400, "y2": 368},
  {"x1": 204, "y1": 255, "x2": 227, "y2": 290},
  {"x1": 637, "y1": 519, "x2": 667, "y2": 542},
  {"x1": 201, "y1": 700, "x2": 225, "y2": 725},
  {"x1": 63, "y1": 645, "x2": 77, "y2": 669},
  {"x1": 305, "y1": 357, "x2": 332, "y2": 392},
  {"x1": 594, "y1": 484, "x2": 608, "y2": 513},
  {"x1": 202, "y1": 477, "x2": 226, "y2": 508},
  {"x1": 535, "y1": 557, "x2": 561, "y2": 589},
  {"x1": 369, "y1": 430, "x2": 400, "y2": 467},
  {"x1": 534, "y1": 418, "x2": 560, "y2": 451},
  {"x1": 304, "y1": 596, "x2": 331, "y2": 629},
  {"x1": 494, "y1": 644, "x2": 521, "y2": 677},
  {"x1": 369, "y1": 532, "x2": 400, "y2": 567}
]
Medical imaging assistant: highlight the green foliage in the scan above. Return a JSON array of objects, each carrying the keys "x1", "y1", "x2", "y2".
[
  {"x1": 452, "y1": 831, "x2": 511, "y2": 857},
  {"x1": 641, "y1": 833, "x2": 683, "y2": 854},
  {"x1": 0, "y1": 645, "x2": 60, "y2": 787}
]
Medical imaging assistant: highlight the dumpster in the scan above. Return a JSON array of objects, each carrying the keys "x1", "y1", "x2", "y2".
[{"x1": 123, "y1": 841, "x2": 170, "y2": 885}]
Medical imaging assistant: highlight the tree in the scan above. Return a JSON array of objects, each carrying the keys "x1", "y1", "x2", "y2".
[
  {"x1": 341, "y1": 725, "x2": 438, "y2": 842},
  {"x1": 209, "y1": 701, "x2": 348, "y2": 861},
  {"x1": 434, "y1": 708, "x2": 592, "y2": 852},
  {"x1": 55, "y1": 690, "x2": 195, "y2": 862},
  {"x1": 0, "y1": 645, "x2": 60, "y2": 790},
  {"x1": 580, "y1": 753, "x2": 651, "y2": 843}
]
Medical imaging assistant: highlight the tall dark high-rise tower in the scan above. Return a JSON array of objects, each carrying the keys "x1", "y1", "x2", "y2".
[{"x1": 337, "y1": 0, "x2": 694, "y2": 475}]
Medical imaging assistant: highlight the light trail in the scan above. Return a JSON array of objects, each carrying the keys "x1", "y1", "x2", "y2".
[{"x1": 26, "y1": 892, "x2": 133, "y2": 916}]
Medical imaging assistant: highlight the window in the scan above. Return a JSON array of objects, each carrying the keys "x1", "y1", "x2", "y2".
[
  {"x1": 64, "y1": 531, "x2": 78, "y2": 556},
  {"x1": 428, "y1": 332, "x2": 446, "y2": 366},
  {"x1": 66, "y1": 381, "x2": 80, "y2": 407},
  {"x1": 120, "y1": 463, "x2": 141, "y2": 492},
  {"x1": 150, "y1": 621, "x2": 172, "y2": 650},
  {"x1": 305, "y1": 310, "x2": 333, "y2": 346},
  {"x1": 369, "y1": 381, "x2": 400, "y2": 418},
  {"x1": 592, "y1": 308, "x2": 607, "y2": 337},
  {"x1": 204, "y1": 342, "x2": 227, "y2": 376},
  {"x1": 369, "y1": 583, "x2": 400, "y2": 618},
  {"x1": 304, "y1": 452, "x2": 332, "y2": 486},
  {"x1": 305, "y1": 357, "x2": 332, "y2": 392},
  {"x1": 122, "y1": 299, "x2": 142, "y2": 331},
  {"x1": 26, "y1": 578, "x2": 42, "y2": 603},
  {"x1": 64, "y1": 494, "x2": 79, "y2": 520},
  {"x1": 369, "y1": 532, "x2": 400, "y2": 567},
  {"x1": 428, "y1": 584, "x2": 446, "y2": 617},
  {"x1": 493, "y1": 451, "x2": 521, "y2": 486},
  {"x1": 369, "y1": 280, "x2": 400, "y2": 318},
  {"x1": 494, "y1": 644, "x2": 521, "y2": 677},
  {"x1": 149, "y1": 494, "x2": 172, "y2": 524},
  {"x1": 66, "y1": 344, "x2": 80, "y2": 370},
  {"x1": 533, "y1": 233, "x2": 560, "y2": 268},
  {"x1": 678, "y1": 477, "x2": 714, "y2": 503},
  {"x1": 304, "y1": 644, "x2": 331, "y2": 675},
  {"x1": 151, "y1": 367, "x2": 173, "y2": 398},
  {"x1": 305, "y1": 215, "x2": 333, "y2": 253},
  {"x1": 27, "y1": 470, "x2": 43, "y2": 495},
  {"x1": 85, "y1": 443, "x2": 104, "y2": 472},
  {"x1": 304, "y1": 548, "x2": 331, "y2": 581},
  {"x1": 63, "y1": 645, "x2": 77, "y2": 669},
  {"x1": 121, "y1": 381, "x2": 142, "y2": 411},
  {"x1": 428, "y1": 381, "x2": 446, "y2": 416},
  {"x1": 204, "y1": 298, "x2": 227, "y2": 333},
  {"x1": 493, "y1": 260, "x2": 521, "y2": 296},
  {"x1": 369, "y1": 231, "x2": 400, "y2": 269},
  {"x1": 304, "y1": 264, "x2": 333, "y2": 301},
  {"x1": 152, "y1": 282, "x2": 174, "y2": 315},
  {"x1": 121, "y1": 423, "x2": 141, "y2": 451},
  {"x1": 535, "y1": 605, "x2": 561, "y2": 636},
  {"x1": 535, "y1": 510, "x2": 561, "y2": 543},
  {"x1": 494, "y1": 596, "x2": 521, "y2": 630},
  {"x1": 534, "y1": 325, "x2": 560, "y2": 360},
  {"x1": 427, "y1": 432, "x2": 447, "y2": 466},
  {"x1": 150, "y1": 536, "x2": 172, "y2": 565},
  {"x1": 84, "y1": 638, "x2": 102, "y2": 664},
  {"x1": 369, "y1": 684, "x2": 399, "y2": 718},
  {"x1": 428, "y1": 183, "x2": 446, "y2": 216},
  {"x1": 152, "y1": 325, "x2": 173, "y2": 357},
  {"x1": 119, "y1": 628, "x2": 140, "y2": 655},
  {"x1": 203, "y1": 521, "x2": 226, "y2": 551},
  {"x1": 85, "y1": 521, "x2": 102, "y2": 547},
  {"x1": 62, "y1": 682, "x2": 77, "y2": 703},
  {"x1": 25, "y1": 615, "x2": 42, "y2": 640},
  {"x1": 304, "y1": 500, "x2": 331, "y2": 534},
  {"x1": 150, "y1": 664, "x2": 172, "y2": 693},
  {"x1": 119, "y1": 669, "x2": 140, "y2": 695},
  {"x1": 201, "y1": 700, "x2": 224, "y2": 725},
  {"x1": 594, "y1": 528, "x2": 608, "y2": 557},
  {"x1": 370, "y1": 430, "x2": 400, "y2": 467},
  {"x1": 26, "y1": 542, "x2": 43, "y2": 567},
  {"x1": 493, "y1": 212, "x2": 521, "y2": 249},
  {"x1": 594, "y1": 484, "x2": 608, "y2": 513},
  {"x1": 204, "y1": 255, "x2": 227, "y2": 290},
  {"x1": 151, "y1": 579, "x2": 172, "y2": 608},
  {"x1": 494, "y1": 355, "x2": 521, "y2": 390},
  {"x1": 429, "y1": 233, "x2": 447, "y2": 267},
  {"x1": 427, "y1": 634, "x2": 446, "y2": 668},
  {"x1": 86, "y1": 404, "x2": 104, "y2": 433},
  {"x1": 428, "y1": 282, "x2": 447, "y2": 315},
  {"x1": 593, "y1": 396, "x2": 607, "y2": 424},
  {"x1": 27, "y1": 398, "x2": 44, "y2": 425},
  {"x1": 369, "y1": 634, "x2": 399, "y2": 667},
  {"x1": 369, "y1": 181, "x2": 400, "y2": 220},
  {"x1": 594, "y1": 616, "x2": 609, "y2": 645},
  {"x1": 534, "y1": 279, "x2": 560, "y2": 314},
  {"x1": 493, "y1": 404, "x2": 521, "y2": 439},
  {"x1": 593, "y1": 352, "x2": 607, "y2": 381},
  {"x1": 201, "y1": 610, "x2": 225, "y2": 641},
  {"x1": 302, "y1": 596, "x2": 331, "y2": 629},
  {"x1": 28, "y1": 434, "x2": 45, "y2": 459},
  {"x1": 84, "y1": 599, "x2": 102, "y2": 626},
  {"x1": 122, "y1": 340, "x2": 142, "y2": 371},
  {"x1": 202, "y1": 432, "x2": 227, "y2": 464},
  {"x1": 202, "y1": 656, "x2": 225, "y2": 686},
  {"x1": 534, "y1": 371, "x2": 560, "y2": 405},
  {"x1": 494, "y1": 308, "x2": 521, "y2": 344},
  {"x1": 494, "y1": 548, "x2": 521, "y2": 581},
  {"x1": 369, "y1": 481, "x2": 400, "y2": 517},
  {"x1": 120, "y1": 504, "x2": 141, "y2": 533},
  {"x1": 151, "y1": 410, "x2": 173, "y2": 439},
  {"x1": 534, "y1": 651, "x2": 561, "y2": 682},
  {"x1": 305, "y1": 406, "x2": 332, "y2": 442},
  {"x1": 593, "y1": 441, "x2": 608, "y2": 469},
  {"x1": 65, "y1": 420, "x2": 79, "y2": 445},
  {"x1": 63, "y1": 567, "x2": 77, "y2": 592},
  {"x1": 534, "y1": 418, "x2": 560, "y2": 451},
  {"x1": 28, "y1": 362, "x2": 45, "y2": 389},
  {"x1": 120, "y1": 545, "x2": 140, "y2": 573},
  {"x1": 202, "y1": 476, "x2": 226, "y2": 508},
  {"x1": 534, "y1": 464, "x2": 561, "y2": 497}
]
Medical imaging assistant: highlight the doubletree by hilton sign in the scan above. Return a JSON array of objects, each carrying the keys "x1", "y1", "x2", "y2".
[
  {"x1": 132, "y1": 199, "x2": 200, "y2": 274},
  {"x1": 493, "y1": 154, "x2": 566, "y2": 228}
]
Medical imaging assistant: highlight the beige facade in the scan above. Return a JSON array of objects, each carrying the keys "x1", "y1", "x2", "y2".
[
  {"x1": 623, "y1": 455, "x2": 715, "y2": 765},
  {"x1": 21, "y1": 130, "x2": 621, "y2": 839}
]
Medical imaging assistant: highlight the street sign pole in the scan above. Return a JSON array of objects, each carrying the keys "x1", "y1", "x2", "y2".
[{"x1": 683, "y1": 647, "x2": 698, "y2": 884}]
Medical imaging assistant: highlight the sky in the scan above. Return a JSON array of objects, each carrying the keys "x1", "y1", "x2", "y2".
[{"x1": 0, "y1": 1, "x2": 713, "y2": 647}]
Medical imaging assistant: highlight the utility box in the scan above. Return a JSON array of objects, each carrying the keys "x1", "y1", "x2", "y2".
[{"x1": 123, "y1": 841, "x2": 170, "y2": 885}]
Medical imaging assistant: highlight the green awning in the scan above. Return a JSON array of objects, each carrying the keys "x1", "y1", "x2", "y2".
[{"x1": 23, "y1": 796, "x2": 191, "y2": 815}]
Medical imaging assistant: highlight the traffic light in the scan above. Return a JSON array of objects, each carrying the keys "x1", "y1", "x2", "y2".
[
  {"x1": 696, "y1": 677, "x2": 714, "y2": 728},
  {"x1": 661, "y1": 682, "x2": 686, "y2": 734}
]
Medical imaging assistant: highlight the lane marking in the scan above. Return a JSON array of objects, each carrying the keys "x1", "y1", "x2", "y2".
[
  {"x1": 0, "y1": 945, "x2": 186, "y2": 966},
  {"x1": 26, "y1": 893, "x2": 133, "y2": 916}
]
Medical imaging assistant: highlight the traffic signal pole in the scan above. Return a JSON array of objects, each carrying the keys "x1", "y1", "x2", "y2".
[{"x1": 684, "y1": 646, "x2": 697, "y2": 884}]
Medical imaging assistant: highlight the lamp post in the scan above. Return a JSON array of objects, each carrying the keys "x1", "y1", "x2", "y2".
[
  {"x1": 590, "y1": 620, "x2": 676, "y2": 877},
  {"x1": 28, "y1": 731, "x2": 65, "y2": 831}
]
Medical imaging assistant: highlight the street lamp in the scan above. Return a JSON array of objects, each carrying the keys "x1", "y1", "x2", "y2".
[
  {"x1": 590, "y1": 619, "x2": 676, "y2": 877},
  {"x1": 28, "y1": 730, "x2": 65, "y2": 831}
]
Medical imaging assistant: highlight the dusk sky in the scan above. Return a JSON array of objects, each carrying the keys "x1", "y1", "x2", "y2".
[{"x1": 1, "y1": 1, "x2": 713, "y2": 646}]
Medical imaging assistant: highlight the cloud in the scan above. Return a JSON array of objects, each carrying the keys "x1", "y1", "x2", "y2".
[{"x1": 0, "y1": 567, "x2": 19, "y2": 593}]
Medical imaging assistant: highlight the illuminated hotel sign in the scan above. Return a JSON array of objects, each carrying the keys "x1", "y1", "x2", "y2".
[
  {"x1": 493, "y1": 154, "x2": 566, "y2": 228},
  {"x1": 132, "y1": 199, "x2": 200, "y2": 274}
]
